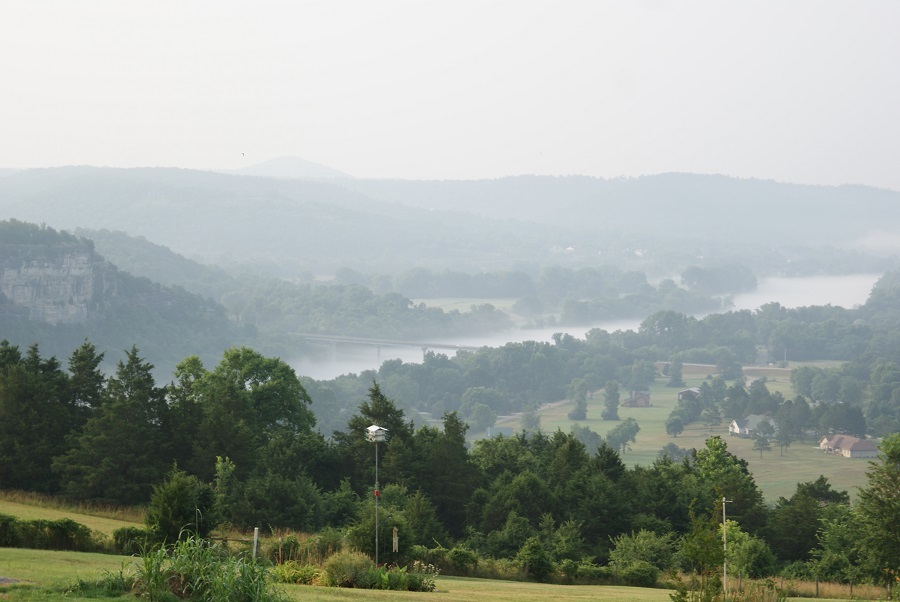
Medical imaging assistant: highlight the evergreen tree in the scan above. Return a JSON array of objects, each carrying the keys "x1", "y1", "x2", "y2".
[
  {"x1": 0, "y1": 343, "x2": 76, "y2": 492},
  {"x1": 53, "y1": 346, "x2": 169, "y2": 505}
]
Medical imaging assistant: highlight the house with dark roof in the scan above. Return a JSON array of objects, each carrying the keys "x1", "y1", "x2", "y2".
[
  {"x1": 819, "y1": 434, "x2": 878, "y2": 458},
  {"x1": 622, "y1": 390, "x2": 652, "y2": 407},
  {"x1": 678, "y1": 388, "x2": 700, "y2": 402}
]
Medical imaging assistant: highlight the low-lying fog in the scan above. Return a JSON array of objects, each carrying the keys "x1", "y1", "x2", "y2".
[{"x1": 293, "y1": 273, "x2": 882, "y2": 381}]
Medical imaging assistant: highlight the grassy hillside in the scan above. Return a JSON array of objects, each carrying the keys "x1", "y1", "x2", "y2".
[
  {"x1": 494, "y1": 367, "x2": 869, "y2": 502},
  {"x1": 0, "y1": 492, "x2": 142, "y2": 537}
]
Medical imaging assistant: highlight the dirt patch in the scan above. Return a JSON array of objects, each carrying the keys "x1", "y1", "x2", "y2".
[{"x1": 0, "y1": 577, "x2": 20, "y2": 584}]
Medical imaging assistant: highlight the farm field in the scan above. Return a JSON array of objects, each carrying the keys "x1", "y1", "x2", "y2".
[{"x1": 491, "y1": 365, "x2": 869, "y2": 502}]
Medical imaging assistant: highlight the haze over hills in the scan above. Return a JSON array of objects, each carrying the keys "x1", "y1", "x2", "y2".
[
  {"x1": 227, "y1": 156, "x2": 352, "y2": 180},
  {"x1": 0, "y1": 165, "x2": 897, "y2": 283}
]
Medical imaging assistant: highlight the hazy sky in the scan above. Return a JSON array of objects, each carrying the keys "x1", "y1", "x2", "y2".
[{"x1": 2, "y1": 1, "x2": 898, "y2": 190}]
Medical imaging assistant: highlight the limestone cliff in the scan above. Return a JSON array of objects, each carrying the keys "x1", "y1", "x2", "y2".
[{"x1": 0, "y1": 239, "x2": 115, "y2": 325}]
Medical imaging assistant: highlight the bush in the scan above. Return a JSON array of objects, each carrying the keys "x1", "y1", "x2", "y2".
[
  {"x1": 145, "y1": 467, "x2": 218, "y2": 544},
  {"x1": 269, "y1": 529, "x2": 345, "y2": 565},
  {"x1": 406, "y1": 561, "x2": 440, "y2": 592},
  {"x1": 448, "y1": 546, "x2": 478, "y2": 573},
  {"x1": 322, "y1": 550, "x2": 373, "y2": 588},
  {"x1": 619, "y1": 559, "x2": 659, "y2": 587},
  {"x1": 516, "y1": 536, "x2": 554, "y2": 582},
  {"x1": 576, "y1": 562, "x2": 612, "y2": 581},
  {"x1": 132, "y1": 535, "x2": 277, "y2": 601},
  {"x1": 10, "y1": 517, "x2": 99, "y2": 552},
  {"x1": 113, "y1": 526, "x2": 149, "y2": 556},
  {"x1": 0, "y1": 513, "x2": 21, "y2": 547},
  {"x1": 272, "y1": 560, "x2": 320, "y2": 585}
]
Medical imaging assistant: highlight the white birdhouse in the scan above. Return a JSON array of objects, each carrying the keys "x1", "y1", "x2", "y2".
[{"x1": 366, "y1": 424, "x2": 388, "y2": 443}]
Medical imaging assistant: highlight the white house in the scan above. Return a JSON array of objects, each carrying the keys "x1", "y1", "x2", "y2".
[{"x1": 728, "y1": 414, "x2": 776, "y2": 438}]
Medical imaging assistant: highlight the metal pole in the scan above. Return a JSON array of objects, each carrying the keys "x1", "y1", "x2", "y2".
[{"x1": 375, "y1": 440, "x2": 379, "y2": 566}]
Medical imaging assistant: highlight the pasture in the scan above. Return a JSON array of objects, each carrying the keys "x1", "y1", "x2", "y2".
[{"x1": 492, "y1": 365, "x2": 869, "y2": 502}]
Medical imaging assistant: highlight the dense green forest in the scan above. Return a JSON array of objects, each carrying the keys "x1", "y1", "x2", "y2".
[{"x1": 0, "y1": 339, "x2": 897, "y2": 592}]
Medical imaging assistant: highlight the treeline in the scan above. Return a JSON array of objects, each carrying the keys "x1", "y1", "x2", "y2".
[
  {"x1": 301, "y1": 271, "x2": 900, "y2": 437},
  {"x1": 334, "y1": 264, "x2": 734, "y2": 322},
  {"x1": 0, "y1": 339, "x2": 896, "y2": 590}
]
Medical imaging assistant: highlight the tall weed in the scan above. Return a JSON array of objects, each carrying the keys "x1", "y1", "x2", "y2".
[{"x1": 131, "y1": 535, "x2": 280, "y2": 601}]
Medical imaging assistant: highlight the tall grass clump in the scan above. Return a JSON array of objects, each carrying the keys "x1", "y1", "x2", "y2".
[
  {"x1": 321, "y1": 550, "x2": 373, "y2": 588},
  {"x1": 131, "y1": 535, "x2": 281, "y2": 601}
]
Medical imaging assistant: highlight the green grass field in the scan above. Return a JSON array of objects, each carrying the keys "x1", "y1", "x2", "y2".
[
  {"x1": 0, "y1": 548, "x2": 673, "y2": 602},
  {"x1": 491, "y1": 368, "x2": 869, "y2": 502},
  {"x1": 0, "y1": 498, "x2": 141, "y2": 538},
  {"x1": 0, "y1": 546, "x2": 864, "y2": 602}
]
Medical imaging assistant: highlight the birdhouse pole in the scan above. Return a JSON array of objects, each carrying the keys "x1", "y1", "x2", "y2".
[{"x1": 367, "y1": 425, "x2": 388, "y2": 565}]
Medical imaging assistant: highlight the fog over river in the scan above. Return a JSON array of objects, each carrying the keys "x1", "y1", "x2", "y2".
[{"x1": 293, "y1": 273, "x2": 882, "y2": 381}]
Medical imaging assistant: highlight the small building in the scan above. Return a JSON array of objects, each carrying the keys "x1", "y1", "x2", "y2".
[
  {"x1": 729, "y1": 414, "x2": 776, "y2": 438},
  {"x1": 819, "y1": 434, "x2": 878, "y2": 458},
  {"x1": 622, "y1": 390, "x2": 652, "y2": 407},
  {"x1": 678, "y1": 388, "x2": 700, "y2": 402}
]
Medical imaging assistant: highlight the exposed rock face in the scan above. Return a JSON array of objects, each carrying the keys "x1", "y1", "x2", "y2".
[{"x1": 0, "y1": 241, "x2": 111, "y2": 325}]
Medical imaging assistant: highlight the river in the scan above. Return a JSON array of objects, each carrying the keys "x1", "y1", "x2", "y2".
[{"x1": 293, "y1": 273, "x2": 882, "y2": 380}]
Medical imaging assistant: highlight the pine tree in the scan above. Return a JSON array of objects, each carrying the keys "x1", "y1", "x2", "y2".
[{"x1": 53, "y1": 346, "x2": 169, "y2": 505}]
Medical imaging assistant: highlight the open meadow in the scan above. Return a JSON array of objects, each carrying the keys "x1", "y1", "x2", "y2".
[
  {"x1": 492, "y1": 364, "x2": 869, "y2": 502},
  {"x1": 0, "y1": 497, "x2": 141, "y2": 538}
]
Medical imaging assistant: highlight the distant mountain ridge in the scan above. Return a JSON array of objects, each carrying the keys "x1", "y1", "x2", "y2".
[
  {"x1": 0, "y1": 166, "x2": 896, "y2": 281},
  {"x1": 227, "y1": 156, "x2": 351, "y2": 179}
]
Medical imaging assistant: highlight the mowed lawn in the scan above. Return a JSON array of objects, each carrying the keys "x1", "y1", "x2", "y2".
[
  {"x1": 280, "y1": 577, "x2": 673, "y2": 602},
  {"x1": 492, "y1": 366, "x2": 870, "y2": 502},
  {"x1": 0, "y1": 548, "x2": 671, "y2": 602}
]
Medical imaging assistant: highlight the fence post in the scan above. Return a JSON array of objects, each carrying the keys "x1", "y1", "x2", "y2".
[{"x1": 253, "y1": 527, "x2": 259, "y2": 559}]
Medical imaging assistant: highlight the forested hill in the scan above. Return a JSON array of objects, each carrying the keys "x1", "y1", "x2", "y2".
[
  {"x1": 0, "y1": 166, "x2": 560, "y2": 277},
  {"x1": 0, "y1": 220, "x2": 242, "y2": 374},
  {"x1": 0, "y1": 167, "x2": 896, "y2": 280},
  {"x1": 339, "y1": 174, "x2": 900, "y2": 247}
]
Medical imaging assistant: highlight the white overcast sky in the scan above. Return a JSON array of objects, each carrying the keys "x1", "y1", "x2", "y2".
[{"x1": 2, "y1": 1, "x2": 898, "y2": 190}]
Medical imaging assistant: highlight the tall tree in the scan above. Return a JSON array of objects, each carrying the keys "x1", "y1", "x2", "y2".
[
  {"x1": 188, "y1": 347, "x2": 317, "y2": 481},
  {"x1": 602, "y1": 380, "x2": 620, "y2": 420},
  {"x1": 0, "y1": 343, "x2": 75, "y2": 492},
  {"x1": 605, "y1": 417, "x2": 640, "y2": 455},
  {"x1": 855, "y1": 433, "x2": 900, "y2": 595},
  {"x1": 53, "y1": 346, "x2": 169, "y2": 505}
]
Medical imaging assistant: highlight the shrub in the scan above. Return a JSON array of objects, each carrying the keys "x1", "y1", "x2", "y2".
[
  {"x1": 132, "y1": 535, "x2": 278, "y2": 601},
  {"x1": 13, "y1": 517, "x2": 99, "y2": 552},
  {"x1": 619, "y1": 559, "x2": 659, "y2": 587},
  {"x1": 113, "y1": 526, "x2": 149, "y2": 556},
  {"x1": 448, "y1": 546, "x2": 478, "y2": 573},
  {"x1": 406, "y1": 561, "x2": 440, "y2": 592},
  {"x1": 322, "y1": 550, "x2": 373, "y2": 588},
  {"x1": 516, "y1": 536, "x2": 554, "y2": 582},
  {"x1": 576, "y1": 562, "x2": 611, "y2": 581},
  {"x1": 145, "y1": 467, "x2": 218, "y2": 544},
  {"x1": 0, "y1": 513, "x2": 21, "y2": 547},
  {"x1": 272, "y1": 561, "x2": 320, "y2": 585},
  {"x1": 363, "y1": 562, "x2": 440, "y2": 592}
]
